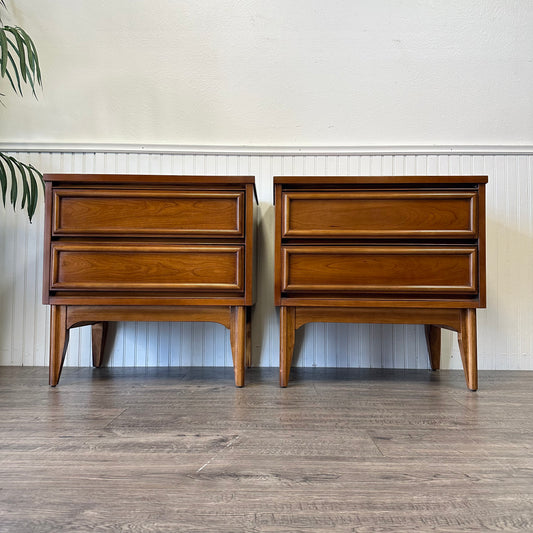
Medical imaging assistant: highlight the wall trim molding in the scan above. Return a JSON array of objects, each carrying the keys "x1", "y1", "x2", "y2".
[{"x1": 1, "y1": 143, "x2": 533, "y2": 156}]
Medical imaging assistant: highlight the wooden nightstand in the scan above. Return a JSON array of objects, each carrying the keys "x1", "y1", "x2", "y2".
[
  {"x1": 274, "y1": 176, "x2": 487, "y2": 390},
  {"x1": 43, "y1": 174, "x2": 257, "y2": 387}
]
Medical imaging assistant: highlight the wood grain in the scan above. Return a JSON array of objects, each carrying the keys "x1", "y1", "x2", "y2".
[
  {"x1": 280, "y1": 306, "x2": 296, "y2": 387},
  {"x1": 51, "y1": 243, "x2": 244, "y2": 292},
  {"x1": 53, "y1": 189, "x2": 244, "y2": 236},
  {"x1": 230, "y1": 306, "x2": 246, "y2": 387},
  {"x1": 282, "y1": 190, "x2": 478, "y2": 238},
  {"x1": 91, "y1": 322, "x2": 108, "y2": 368},
  {"x1": 0, "y1": 367, "x2": 532, "y2": 532},
  {"x1": 425, "y1": 324, "x2": 441, "y2": 370},
  {"x1": 49, "y1": 305, "x2": 68, "y2": 387},
  {"x1": 282, "y1": 245, "x2": 477, "y2": 295}
]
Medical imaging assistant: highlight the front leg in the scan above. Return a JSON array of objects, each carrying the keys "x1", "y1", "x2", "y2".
[
  {"x1": 245, "y1": 307, "x2": 252, "y2": 368},
  {"x1": 458, "y1": 309, "x2": 478, "y2": 391},
  {"x1": 279, "y1": 306, "x2": 296, "y2": 387},
  {"x1": 230, "y1": 306, "x2": 246, "y2": 387},
  {"x1": 49, "y1": 305, "x2": 69, "y2": 387}
]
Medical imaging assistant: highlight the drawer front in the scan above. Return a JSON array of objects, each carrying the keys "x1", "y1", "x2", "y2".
[
  {"x1": 50, "y1": 243, "x2": 244, "y2": 292},
  {"x1": 281, "y1": 245, "x2": 477, "y2": 295},
  {"x1": 52, "y1": 189, "x2": 245, "y2": 237},
  {"x1": 281, "y1": 190, "x2": 478, "y2": 238}
]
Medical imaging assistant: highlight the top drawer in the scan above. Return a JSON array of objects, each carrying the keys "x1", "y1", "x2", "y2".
[
  {"x1": 52, "y1": 189, "x2": 245, "y2": 237},
  {"x1": 281, "y1": 189, "x2": 478, "y2": 239}
]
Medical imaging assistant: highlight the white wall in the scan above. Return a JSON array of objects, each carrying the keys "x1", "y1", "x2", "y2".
[
  {"x1": 1, "y1": 1, "x2": 533, "y2": 371},
  {"x1": 0, "y1": 0, "x2": 532, "y2": 146}
]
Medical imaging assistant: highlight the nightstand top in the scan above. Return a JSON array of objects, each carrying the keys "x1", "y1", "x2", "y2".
[
  {"x1": 274, "y1": 175, "x2": 488, "y2": 186},
  {"x1": 44, "y1": 174, "x2": 258, "y2": 203}
]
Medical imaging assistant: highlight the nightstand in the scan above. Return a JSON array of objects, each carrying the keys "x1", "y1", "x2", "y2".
[
  {"x1": 274, "y1": 175, "x2": 487, "y2": 390},
  {"x1": 43, "y1": 174, "x2": 257, "y2": 387}
]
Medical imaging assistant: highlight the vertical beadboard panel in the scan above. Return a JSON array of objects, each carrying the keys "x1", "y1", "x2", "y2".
[{"x1": 1, "y1": 149, "x2": 532, "y2": 371}]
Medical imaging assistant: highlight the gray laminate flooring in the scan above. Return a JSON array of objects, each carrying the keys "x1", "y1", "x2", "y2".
[{"x1": 0, "y1": 367, "x2": 532, "y2": 532}]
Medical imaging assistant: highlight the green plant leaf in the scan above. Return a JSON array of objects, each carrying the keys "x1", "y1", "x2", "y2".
[
  {"x1": 0, "y1": 153, "x2": 43, "y2": 221},
  {"x1": 23, "y1": 62, "x2": 36, "y2": 96},
  {"x1": 4, "y1": 62, "x2": 18, "y2": 94},
  {"x1": 6, "y1": 26, "x2": 27, "y2": 83},
  {"x1": 0, "y1": 27, "x2": 7, "y2": 77},
  {"x1": 13, "y1": 158, "x2": 29, "y2": 210},
  {"x1": 5, "y1": 158, "x2": 17, "y2": 208},
  {"x1": 0, "y1": 157, "x2": 7, "y2": 206},
  {"x1": 17, "y1": 27, "x2": 41, "y2": 86},
  {"x1": 27, "y1": 165, "x2": 40, "y2": 221},
  {"x1": 6, "y1": 45, "x2": 23, "y2": 94},
  {"x1": 2, "y1": 28, "x2": 41, "y2": 97},
  {"x1": 31, "y1": 163, "x2": 45, "y2": 193}
]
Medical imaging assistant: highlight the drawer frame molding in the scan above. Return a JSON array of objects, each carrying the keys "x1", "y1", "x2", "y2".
[{"x1": 281, "y1": 245, "x2": 477, "y2": 295}]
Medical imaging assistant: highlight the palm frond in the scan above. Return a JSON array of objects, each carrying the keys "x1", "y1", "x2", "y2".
[
  {"x1": 0, "y1": 26, "x2": 42, "y2": 97},
  {"x1": 0, "y1": 153, "x2": 44, "y2": 222},
  {"x1": 0, "y1": 4, "x2": 44, "y2": 221}
]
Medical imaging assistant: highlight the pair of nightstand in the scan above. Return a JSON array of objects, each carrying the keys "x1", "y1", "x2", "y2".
[{"x1": 43, "y1": 174, "x2": 487, "y2": 390}]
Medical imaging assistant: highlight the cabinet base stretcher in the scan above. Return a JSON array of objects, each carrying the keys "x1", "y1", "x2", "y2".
[
  {"x1": 279, "y1": 306, "x2": 478, "y2": 391},
  {"x1": 49, "y1": 305, "x2": 252, "y2": 387}
]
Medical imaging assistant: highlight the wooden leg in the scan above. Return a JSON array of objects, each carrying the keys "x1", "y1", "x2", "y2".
[
  {"x1": 280, "y1": 306, "x2": 296, "y2": 387},
  {"x1": 49, "y1": 305, "x2": 69, "y2": 387},
  {"x1": 91, "y1": 322, "x2": 108, "y2": 368},
  {"x1": 458, "y1": 309, "x2": 478, "y2": 391},
  {"x1": 425, "y1": 325, "x2": 441, "y2": 370},
  {"x1": 245, "y1": 307, "x2": 252, "y2": 368},
  {"x1": 230, "y1": 306, "x2": 246, "y2": 387}
]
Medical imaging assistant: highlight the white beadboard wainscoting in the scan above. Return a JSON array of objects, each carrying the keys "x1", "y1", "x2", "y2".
[{"x1": 1, "y1": 146, "x2": 532, "y2": 371}]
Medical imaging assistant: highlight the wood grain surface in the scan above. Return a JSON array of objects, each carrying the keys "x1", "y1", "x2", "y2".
[
  {"x1": 0, "y1": 367, "x2": 531, "y2": 532},
  {"x1": 281, "y1": 190, "x2": 478, "y2": 238},
  {"x1": 53, "y1": 190, "x2": 244, "y2": 237},
  {"x1": 281, "y1": 246, "x2": 477, "y2": 295}
]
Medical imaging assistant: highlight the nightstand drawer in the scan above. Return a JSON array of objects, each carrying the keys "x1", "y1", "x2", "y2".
[
  {"x1": 51, "y1": 243, "x2": 244, "y2": 292},
  {"x1": 52, "y1": 189, "x2": 245, "y2": 237},
  {"x1": 281, "y1": 245, "x2": 477, "y2": 295},
  {"x1": 281, "y1": 190, "x2": 478, "y2": 239}
]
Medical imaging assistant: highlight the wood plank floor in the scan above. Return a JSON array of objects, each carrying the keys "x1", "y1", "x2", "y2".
[{"x1": 0, "y1": 367, "x2": 532, "y2": 532}]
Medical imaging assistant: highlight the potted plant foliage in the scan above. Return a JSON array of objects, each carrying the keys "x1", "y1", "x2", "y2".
[{"x1": 0, "y1": 0, "x2": 42, "y2": 222}]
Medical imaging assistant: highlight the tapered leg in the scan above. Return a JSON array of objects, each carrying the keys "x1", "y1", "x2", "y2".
[
  {"x1": 91, "y1": 322, "x2": 109, "y2": 368},
  {"x1": 49, "y1": 305, "x2": 69, "y2": 387},
  {"x1": 425, "y1": 325, "x2": 441, "y2": 370},
  {"x1": 230, "y1": 306, "x2": 246, "y2": 387},
  {"x1": 458, "y1": 309, "x2": 478, "y2": 391},
  {"x1": 245, "y1": 307, "x2": 252, "y2": 368},
  {"x1": 280, "y1": 306, "x2": 296, "y2": 387}
]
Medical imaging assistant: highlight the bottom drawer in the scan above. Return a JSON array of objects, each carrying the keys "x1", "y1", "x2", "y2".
[
  {"x1": 51, "y1": 243, "x2": 244, "y2": 292},
  {"x1": 281, "y1": 245, "x2": 477, "y2": 295}
]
